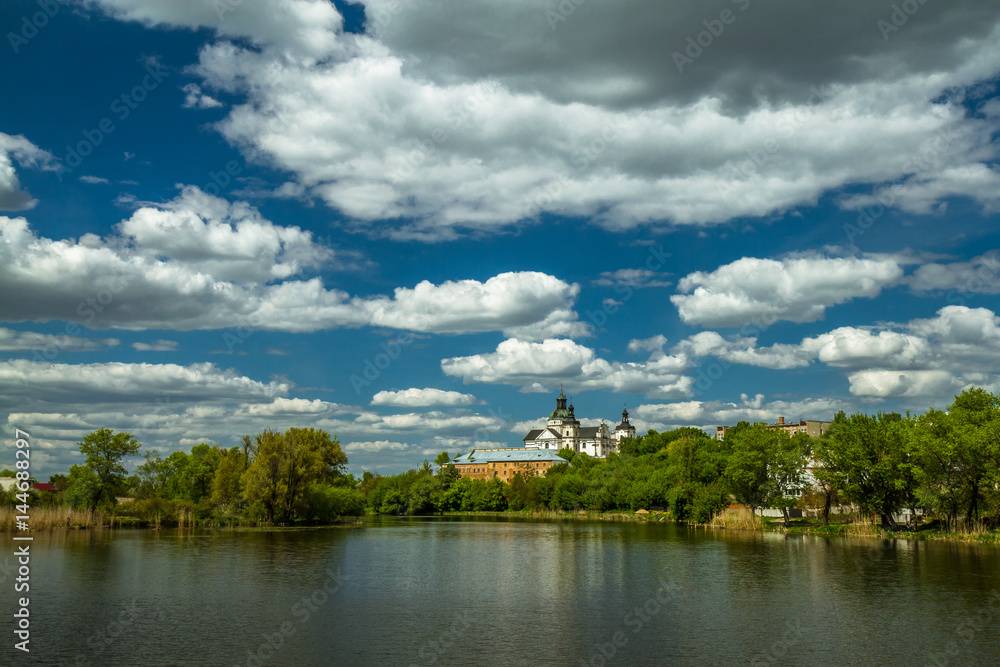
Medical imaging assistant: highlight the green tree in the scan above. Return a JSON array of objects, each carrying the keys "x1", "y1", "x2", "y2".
[
  {"x1": 186, "y1": 443, "x2": 223, "y2": 502},
  {"x1": 722, "y1": 422, "x2": 773, "y2": 518},
  {"x1": 910, "y1": 407, "x2": 963, "y2": 528},
  {"x1": 64, "y1": 464, "x2": 102, "y2": 510},
  {"x1": 162, "y1": 451, "x2": 192, "y2": 499},
  {"x1": 358, "y1": 471, "x2": 380, "y2": 495},
  {"x1": 241, "y1": 429, "x2": 284, "y2": 522},
  {"x1": 48, "y1": 473, "x2": 69, "y2": 493},
  {"x1": 75, "y1": 428, "x2": 140, "y2": 510},
  {"x1": 289, "y1": 427, "x2": 348, "y2": 483},
  {"x1": 303, "y1": 484, "x2": 365, "y2": 521},
  {"x1": 814, "y1": 412, "x2": 913, "y2": 530},
  {"x1": 434, "y1": 451, "x2": 452, "y2": 473},
  {"x1": 506, "y1": 471, "x2": 541, "y2": 510},
  {"x1": 769, "y1": 433, "x2": 811, "y2": 525},
  {"x1": 406, "y1": 475, "x2": 440, "y2": 515},
  {"x1": 241, "y1": 428, "x2": 348, "y2": 522},
  {"x1": 556, "y1": 447, "x2": 576, "y2": 462},
  {"x1": 553, "y1": 474, "x2": 585, "y2": 510},
  {"x1": 911, "y1": 389, "x2": 1000, "y2": 529},
  {"x1": 210, "y1": 446, "x2": 246, "y2": 510},
  {"x1": 439, "y1": 463, "x2": 460, "y2": 489},
  {"x1": 135, "y1": 450, "x2": 169, "y2": 498},
  {"x1": 722, "y1": 423, "x2": 808, "y2": 523},
  {"x1": 481, "y1": 477, "x2": 508, "y2": 511}
]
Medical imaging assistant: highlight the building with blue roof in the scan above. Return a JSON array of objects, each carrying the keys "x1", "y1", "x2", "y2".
[
  {"x1": 449, "y1": 390, "x2": 638, "y2": 482},
  {"x1": 450, "y1": 447, "x2": 566, "y2": 482}
]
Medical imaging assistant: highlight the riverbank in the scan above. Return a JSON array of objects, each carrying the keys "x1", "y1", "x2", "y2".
[
  {"x1": 441, "y1": 508, "x2": 653, "y2": 519},
  {"x1": 0, "y1": 506, "x2": 362, "y2": 531},
  {"x1": 757, "y1": 518, "x2": 1000, "y2": 545},
  {"x1": 702, "y1": 509, "x2": 1000, "y2": 545},
  {"x1": 437, "y1": 508, "x2": 1000, "y2": 545},
  {"x1": 6, "y1": 505, "x2": 998, "y2": 545}
]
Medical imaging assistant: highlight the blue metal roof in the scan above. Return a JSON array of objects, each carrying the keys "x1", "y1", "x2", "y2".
[{"x1": 451, "y1": 448, "x2": 566, "y2": 464}]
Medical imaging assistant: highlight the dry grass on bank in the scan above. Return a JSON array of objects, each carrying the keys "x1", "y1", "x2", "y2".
[
  {"x1": 0, "y1": 506, "x2": 113, "y2": 530},
  {"x1": 708, "y1": 508, "x2": 763, "y2": 530},
  {"x1": 926, "y1": 522, "x2": 1000, "y2": 544}
]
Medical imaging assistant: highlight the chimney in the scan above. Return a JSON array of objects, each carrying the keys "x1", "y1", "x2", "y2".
[{"x1": 778, "y1": 416, "x2": 784, "y2": 425}]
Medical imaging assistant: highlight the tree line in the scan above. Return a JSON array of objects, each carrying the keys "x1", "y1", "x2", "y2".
[
  {"x1": 363, "y1": 388, "x2": 1000, "y2": 532},
  {"x1": 2, "y1": 426, "x2": 365, "y2": 526},
  {"x1": 3, "y1": 388, "x2": 999, "y2": 531}
]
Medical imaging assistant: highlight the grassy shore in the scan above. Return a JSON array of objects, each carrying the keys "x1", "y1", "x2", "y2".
[
  {"x1": 439, "y1": 508, "x2": 1000, "y2": 545},
  {"x1": 436, "y1": 508, "x2": 673, "y2": 522},
  {"x1": 5, "y1": 505, "x2": 998, "y2": 544},
  {"x1": 702, "y1": 508, "x2": 1000, "y2": 545},
  {"x1": 0, "y1": 506, "x2": 115, "y2": 530},
  {"x1": 0, "y1": 505, "x2": 364, "y2": 531}
]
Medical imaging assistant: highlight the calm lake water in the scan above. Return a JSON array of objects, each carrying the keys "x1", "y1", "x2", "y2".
[{"x1": 3, "y1": 517, "x2": 1000, "y2": 666}]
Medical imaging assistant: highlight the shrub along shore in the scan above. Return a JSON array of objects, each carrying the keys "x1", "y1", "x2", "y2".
[
  {"x1": 4, "y1": 505, "x2": 996, "y2": 547},
  {"x1": 4, "y1": 388, "x2": 1000, "y2": 546}
]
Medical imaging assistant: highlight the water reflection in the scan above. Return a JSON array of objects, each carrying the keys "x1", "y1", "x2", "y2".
[{"x1": 1, "y1": 522, "x2": 998, "y2": 666}]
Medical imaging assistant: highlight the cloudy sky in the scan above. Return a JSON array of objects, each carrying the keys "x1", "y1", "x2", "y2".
[{"x1": 2, "y1": 0, "x2": 1000, "y2": 478}]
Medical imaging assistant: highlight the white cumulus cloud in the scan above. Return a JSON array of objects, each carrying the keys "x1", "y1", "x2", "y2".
[
  {"x1": 0, "y1": 133, "x2": 56, "y2": 211},
  {"x1": 371, "y1": 388, "x2": 479, "y2": 407},
  {"x1": 671, "y1": 252, "x2": 906, "y2": 327},
  {"x1": 0, "y1": 195, "x2": 582, "y2": 336},
  {"x1": 442, "y1": 337, "x2": 691, "y2": 397},
  {"x1": 84, "y1": 0, "x2": 1000, "y2": 237}
]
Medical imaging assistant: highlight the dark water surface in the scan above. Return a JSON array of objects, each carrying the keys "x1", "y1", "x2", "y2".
[{"x1": 3, "y1": 517, "x2": 1000, "y2": 666}]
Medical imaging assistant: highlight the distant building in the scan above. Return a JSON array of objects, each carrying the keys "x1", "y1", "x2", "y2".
[
  {"x1": 450, "y1": 448, "x2": 566, "y2": 481},
  {"x1": 0, "y1": 478, "x2": 17, "y2": 492},
  {"x1": 522, "y1": 389, "x2": 635, "y2": 458},
  {"x1": 716, "y1": 416, "x2": 832, "y2": 441},
  {"x1": 449, "y1": 390, "x2": 638, "y2": 482}
]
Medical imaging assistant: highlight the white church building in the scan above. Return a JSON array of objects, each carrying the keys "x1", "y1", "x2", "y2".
[{"x1": 522, "y1": 389, "x2": 636, "y2": 458}]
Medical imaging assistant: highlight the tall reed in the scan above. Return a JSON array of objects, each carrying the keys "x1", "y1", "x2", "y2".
[
  {"x1": 709, "y1": 508, "x2": 762, "y2": 530},
  {"x1": 0, "y1": 506, "x2": 109, "y2": 530}
]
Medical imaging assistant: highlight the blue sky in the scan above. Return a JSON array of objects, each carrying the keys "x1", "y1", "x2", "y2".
[{"x1": 2, "y1": 0, "x2": 1000, "y2": 478}]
